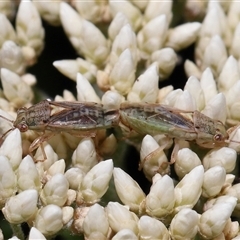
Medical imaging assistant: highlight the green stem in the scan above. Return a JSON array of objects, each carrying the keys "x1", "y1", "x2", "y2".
[{"x1": 10, "y1": 224, "x2": 25, "y2": 240}]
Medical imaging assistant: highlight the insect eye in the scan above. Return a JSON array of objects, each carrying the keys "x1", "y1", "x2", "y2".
[
  {"x1": 19, "y1": 124, "x2": 28, "y2": 132},
  {"x1": 214, "y1": 134, "x2": 223, "y2": 142}
]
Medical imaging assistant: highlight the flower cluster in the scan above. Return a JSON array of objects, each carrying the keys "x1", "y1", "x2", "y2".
[{"x1": 0, "y1": 0, "x2": 240, "y2": 239}]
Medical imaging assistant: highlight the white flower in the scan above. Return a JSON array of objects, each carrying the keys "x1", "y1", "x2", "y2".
[
  {"x1": 109, "y1": 48, "x2": 136, "y2": 95},
  {"x1": 3, "y1": 189, "x2": 38, "y2": 224},
  {"x1": 109, "y1": 24, "x2": 138, "y2": 67},
  {"x1": 143, "y1": 0, "x2": 172, "y2": 25},
  {"x1": 145, "y1": 175, "x2": 175, "y2": 218},
  {"x1": 60, "y1": 2, "x2": 109, "y2": 66},
  {"x1": 109, "y1": 0, "x2": 142, "y2": 31},
  {"x1": 166, "y1": 22, "x2": 201, "y2": 51},
  {"x1": 184, "y1": 76, "x2": 205, "y2": 111},
  {"x1": 202, "y1": 166, "x2": 226, "y2": 198},
  {"x1": 203, "y1": 147, "x2": 237, "y2": 173},
  {"x1": 0, "y1": 155, "x2": 17, "y2": 206},
  {"x1": 101, "y1": 90, "x2": 124, "y2": 110},
  {"x1": 140, "y1": 135, "x2": 169, "y2": 180},
  {"x1": 184, "y1": 59, "x2": 201, "y2": 79},
  {"x1": 108, "y1": 12, "x2": 129, "y2": 41},
  {"x1": 0, "y1": 68, "x2": 33, "y2": 107},
  {"x1": 83, "y1": 204, "x2": 109, "y2": 240},
  {"x1": 29, "y1": 227, "x2": 46, "y2": 240},
  {"x1": 33, "y1": 0, "x2": 61, "y2": 26},
  {"x1": 34, "y1": 204, "x2": 63, "y2": 236},
  {"x1": 199, "y1": 197, "x2": 237, "y2": 239},
  {"x1": 200, "y1": 67, "x2": 218, "y2": 103},
  {"x1": 0, "y1": 128, "x2": 22, "y2": 171},
  {"x1": 72, "y1": 138, "x2": 98, "y2": 174},
  {"x1": 218, "y1": 55, "x2": 240, "y2": 93},
  {"x1": 16, "y1": 0, "x2": 44, "y2": 58},
  {"x1": 0, "y1": 13, "x2": 16, "y2": 47},
  {"x1": 105, "y1": 202, "x2": 139, "y2": 234},
  {"x1": 76, "y1": 73, "x2": 101, "y2": 102},
  {"x1": 138, "y1": 215, "x2": 170, "y2": 240},
  {"x1": 174, "y1": 148, "x2": 201, "y2": 179},
  {"x1": 127, "y1": 63, "x2": 159, "y2": 103},
  {"x1": 137, "y1": 15, "x2": 168, "y2": 59},
  {"x1": 113, "y1": 168, "x2": 145, "y2": 212},
  {"x1": 174, "y1": 165, "x2": 204, "y2": 212},
  {"x1": 53, "y1": 58, "x2": 97, "y2": 83},
  {"x1": 77, "y1": 159, "x2": 113, "y2": 204},
  {"x1": 64, "y1": 168, "x2": 84, "y2": 190},
  {"x1": 40, "y1": 173, "x2": 69, "y2": 207},
  {"x1": 112, "y1": 229, "x2": 138, "y2": 240},
  {"x1": 17, "y1": 155, "x2": 41, "y2": 192},
  {"x1": 169, "y1": 208, "x2": 199, "y2": 240},
  {"x1": 151, "y1": 48, "x2": 178, "y2": 80}
]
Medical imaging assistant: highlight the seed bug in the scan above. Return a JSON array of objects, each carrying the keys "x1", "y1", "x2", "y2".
[
  {"x1": 0, "y1": 100, "x2": 119, "y2": 161},
  {"x1": 119, "y1": 102, "x2": 233, "y2": 165}
]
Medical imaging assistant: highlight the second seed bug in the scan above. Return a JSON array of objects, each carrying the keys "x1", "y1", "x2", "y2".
[{"x1": 0, "y1": 100, "x2": 119, "y2": 161}]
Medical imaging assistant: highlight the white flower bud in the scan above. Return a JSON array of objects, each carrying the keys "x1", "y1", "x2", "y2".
[
  {"x1": 106, "y1": 202, "x2": 139, "y2": 234},
  {"x1": 17, "y1": 155, "x2": 41, "y2": 192},
  {"x1": 202, "y1": 35, "x2": 227, "y2": 77},
  {"x1": 202, "y1": 166, "x2": 226, "y2": 198},
  {"x1": 16, "y1": 0, "x2": 44, "y2": 57},
  {"x1": 29, "y1": 227, "x2": 46, "y2": 240},
  {"x1": 174, "y1": 148, "x2": 201, "y2": 179},
  {"x1": 76, "y1": 73, "x2": 101, "y2": 102},
  {"x1": 151, "y1": 48, "x2": 178, "y2": 80},
  {"x1": 40, "y1": 173, "x2": 69, "y2": 207},
  {"x1": 137, "y1": 15, "x2": 168, "y2": 59},
  {"x1": 0, "y1": 128, "x2": 22, "y2": 171},
  {"x1": 218, "y1": 56, "x2": 240, "y2": 93},
  {"x1": 0, "y1": 156, "x2": 17, "y2": 206},
  {"x1": 127, "y1": 63, "x2": 159, "y2": 103},
  {"x1": 201, "y1": 93, "x2": 227, "y2": 123},
  {"x1": 174, "y1": 165, "x2": 204, "y2": 212},
  {"x1": 230, "y1": 22, "x2": 240, "y2": 59},
  {"x1": 54, "y1": 58, "x2": 97, "y2": 83},
  {"x1": 184, "y1": 76, "x2": 205, "y2": 111},
  {"x1": 184, "y1": 59, "x2": 201, "y2": 79},
  {"x1": 0, "y1": 68, "x2": 33, "y2": 107},
  {"x1": 110, "y1": 24, "x2": 138, "y2": 67},
  {"x1": 109, "y1": 48, "x2": 136, "y2": 95},
  {"x1": 74, "y1": 1, "x2": 108, "y2": 23},
  {"x1": 140, "y1": 135, "x2": 169, "y2": 180},
  {"x1": 138, "y1": 215, "x2": 170, "y2": 240},
  {"x1": 199, "y1": 197, "x2": 237, "y2": 239},
  {"x1": 144, "y1": 0, "x2": 172, "y2": 25},
  {"x1": 112, "y1": 229, "x2": 138, "y2": 240},
  {"x1": 0, "y1": 13, "x2": 16, "y2": 47},
  {"x1": 34, "y1": 204, "x2": 63, "y2": 236},
  {"x1": 78, "y1": 159, "x2": 113, "y2": 204},
  {"x1": 0, "y1": 40, "x2": 25, "y2": 74},
  {"x1": 162, "y1": 88, "x2": 183, "y2": 106},
  {"x1": 98, "y1": 134, "x2": 118, "y2": 156},
  {"x1": 203, "y1": 147, "x2": 237, "y2": 173},
  {"x1": 224, "y1": 184, "x2": 240, "y2": 216},
  {"x1": 109, "y1": 0, "x2": 142, "y2": 31},
  {"x1": 169, "y1": 208, "x2": 199, "y2": 240},
  {"x1": 72, "y1": 138, "x2": 98, "y2": 173},
  {"x1": 33, "y1": 0, "x2": 60, "y2": 26},
  {"x1": 226, "y1": 81, "x2": 240, "y2": 124},
  {"x1": 158, "y1": 85, "x2": 173, "y2": 103},
  {"x1": 101, "y1": 90, "x2": 124, "y2": 110},
  {"x1": 83, "y1": 204, "x2": 109, "y2": 240},
  {"x1": 227, "y1": 1, "x2": 240, "y2": 32},
  {"x1": 166, "y1": 22, "x2": 201, "y2": 51},
  {"x1": 62, "y1": 206, "x2": 74, "y2": 225},
  {"x1": 60, "y1": 2, "x2": 109, "y2": 66},
  {"x1": 113, "y1": 168, "x2": 145, "y2": 212},
  {"x1": 108, "y1": 12, "x2": 129, "y2": 41},
  {"x1": 65, "y1": 168, "x2": 84, "y2": 190},
  {"x1": 200, "y1": 67, "x2": 218, "y2": 103},
  {"x1": 35, "y1": 144, "x2": 58, "y2": 172},
  {"x1": 173, "y1": 90, "x2": 196, "y2": 111},
  {"x1": 3, "y1": 189, "x2": 38, "y2": 224},
  {"x1": 146, "y1": 175, "x2": 175, "y2": 218}
]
